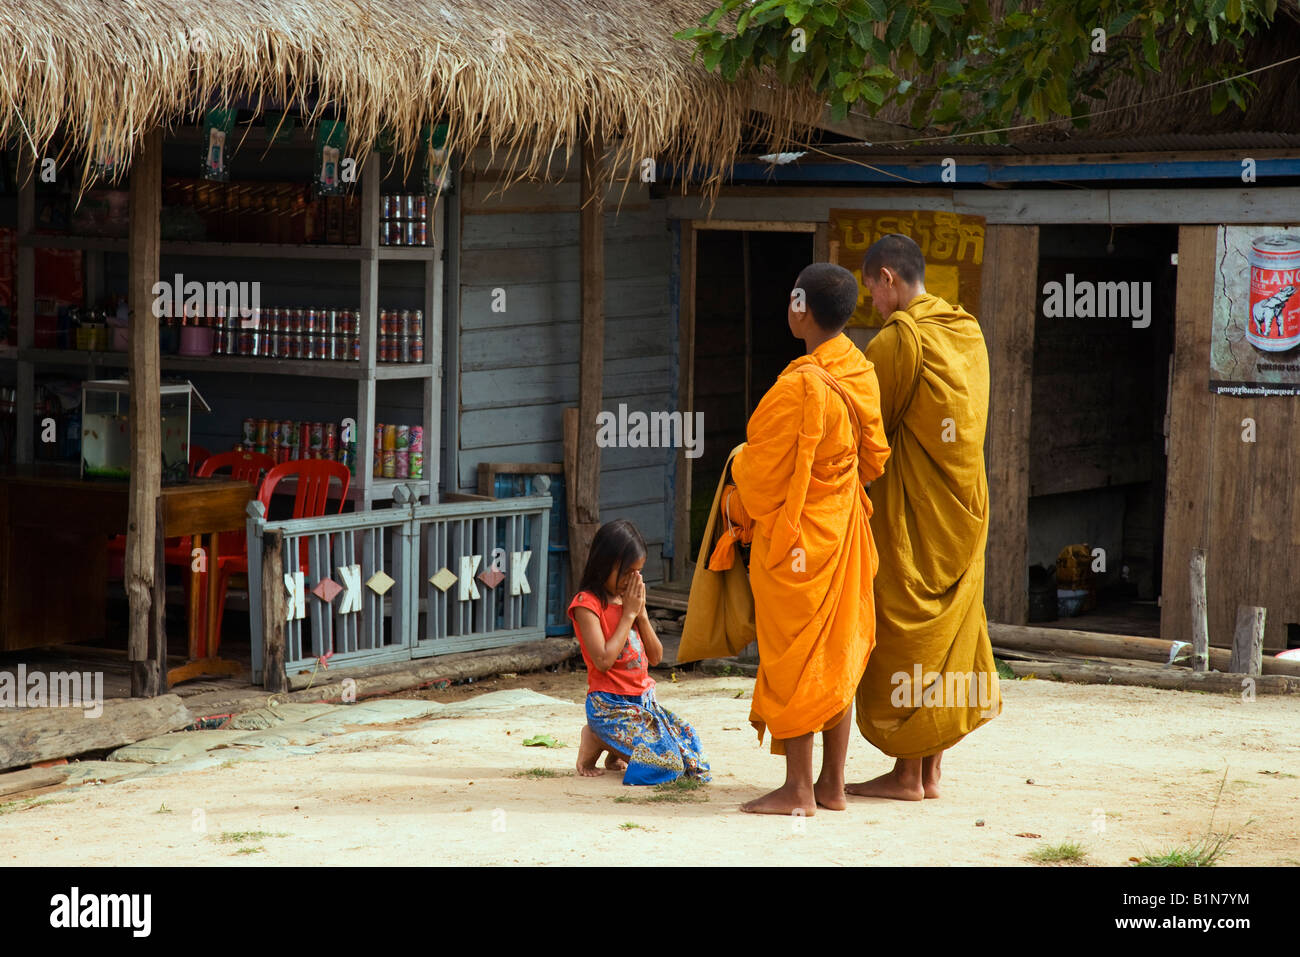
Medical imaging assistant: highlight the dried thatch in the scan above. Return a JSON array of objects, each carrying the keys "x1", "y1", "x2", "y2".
[{"x1": 0, "y1": 0, "x2": 824, "y2": 187}]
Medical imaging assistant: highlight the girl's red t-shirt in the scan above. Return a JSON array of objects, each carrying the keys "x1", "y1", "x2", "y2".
[{"x1": 567, "y1": 590, "x2": 654, "y2": 697}]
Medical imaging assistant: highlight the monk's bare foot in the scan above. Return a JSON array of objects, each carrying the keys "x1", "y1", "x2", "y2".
[
  {"x1": 846, "y1": 770, "x2": 924, "y2": 802},
  {"x1": 813, "y1": 774, "x2": 847, "y2": 811},
  {"x1": 740, "y1": 783, "x2": 816, "y2": 816},
  {"x1": 576, "y1": 726, "x2": 605, "y2": 777},
  {"x1": 602, "y1": 751, "x2": 628, "y2": 771},
  {"x1": 922, "y1": 753, "x2": 942, "y2": 799}
]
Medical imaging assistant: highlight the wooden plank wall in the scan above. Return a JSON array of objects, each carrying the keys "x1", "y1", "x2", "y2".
[
  {"x1": 458, "y1": 154, "x2": 673, "y2": 581},
  {"x1": 981, "y1": 225, "x2": 1039, "y2": 625},
  {"x1": 1162, "y1": 225, "x2": 1297, "y2": 651}
]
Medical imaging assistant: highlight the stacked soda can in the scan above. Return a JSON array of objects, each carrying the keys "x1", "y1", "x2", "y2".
[
  {"x1": 373, "y1": 421, "x2": 424, "y2": 479},
  {"x1": 379, "y1": 193, "x2": 430, "y2": 247},
  {"x1": 377, "y1": 309, "x2": 425, "y2": 363},
  {"x1": 225, "y1": 305, "x2": 362, "y2": 362},
  {"x1": 238, "y1": 417, "x2": 359, "y2": 477}
]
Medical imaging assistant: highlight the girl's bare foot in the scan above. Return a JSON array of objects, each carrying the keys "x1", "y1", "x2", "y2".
[
  {"x1": 576, "y1": 726, "x2": 605, "y2": 777},
  {"x1": 602, "y1": 751, "x2": 629, "y2": 771},
  {"x1": 740, "y1": 783, "x2": 817, "y2": 816}
]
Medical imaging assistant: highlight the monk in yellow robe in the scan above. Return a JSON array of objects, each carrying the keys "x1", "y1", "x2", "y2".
[
  {"x1": 848, "y1": 233, "x2": 1002, "y2": 802},
  {"x1": 722, "y1": 263, "x2": 891, "y2": 815}
]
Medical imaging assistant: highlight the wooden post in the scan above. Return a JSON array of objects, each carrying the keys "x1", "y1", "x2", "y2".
[
  {"x1": 1230, "y1": 604, "x2": 1265, "y2": 675},
  {"x1": 1189, "y1": 548, "x2": 1209, "y2": 673},
  {"x1": 262, "y1": 528, "x2": 287, "y2": 692},
  {"x1": 980, "y1": 224, "x2": 1038, "y2": 625},
  {"x1": 574, "y1": 118, "x2": 605, "y2": 571},
  {"x1": 127, "y1": 129, "x2": 164, "y2": 698},
  {"x1": 15, "y1": 151, "x2": 34, "y2": 464},
  {"x1": 672, "y1": 222, "x2": 697, "y2": 580}
]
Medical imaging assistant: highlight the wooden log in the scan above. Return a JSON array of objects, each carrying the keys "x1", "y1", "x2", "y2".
[
  {"x1": 0, "y1": 766, "x2": 71, "y2": 798},
  {"x1": 645, "y1": 588, "x2": 691, "y2": 613},
  {"x1": 1189, "y1": 548, "x2": 1210, "y2": 672},
  {"x1": 0, "y1": 694, "x2": 193, "y2": 771},
  {"x1": 1005, "y1": 657, "x2": 1300, "y2": 695},
  {"x1": 1230, "y1": 605, "x2": 1266, "y2": 676},
  {"x1": 282, "y1": 638, "x2": 579, "y2": 694},
  {"x1": 989, "y1": 622, "x2": 1300, "y2": 677},
  {"x1": 261, "y1": 528, "x2": 286, "y2": 693},
  {"x1": 127, "y1": 128, "x2": 164, "y2": 698}
]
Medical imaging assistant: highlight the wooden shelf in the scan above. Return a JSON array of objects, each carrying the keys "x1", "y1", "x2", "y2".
[
  {"x1": 377, "y1": 246, "x2": 436, "y2": 261},
  {"x1": 16, "y1": 350, "x2": 433, "y2": 381},
  {"x1": 20, "y1": 235, "x2": 381, "y2": 260}
]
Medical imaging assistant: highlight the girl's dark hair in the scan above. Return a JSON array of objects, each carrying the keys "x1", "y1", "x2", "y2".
[{"x1": 576, "y1": 519, "x2": 647, "y2": 605}]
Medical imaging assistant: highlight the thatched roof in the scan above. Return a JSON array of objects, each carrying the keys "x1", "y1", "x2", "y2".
[{"x1": 0, "y1": 0, "x2": 823, "y2": 186}]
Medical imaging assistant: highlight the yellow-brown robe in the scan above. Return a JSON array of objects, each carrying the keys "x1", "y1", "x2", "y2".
[
  {"x1": 732, "y1": 333, "x2": 891, "y2": 751},
  {"x1": 856, "y1": 293, "x2": 1001, "y2": 759}
]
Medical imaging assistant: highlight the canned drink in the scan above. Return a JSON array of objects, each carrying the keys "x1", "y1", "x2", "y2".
[
  {"x1": 410, "y1": 450, "x2": 424, "y2": 479},
  {"x1": 373, "y1": 448, "x2": 383, "y2": 478},
  {"x1": 410, "y1": 334, "x2": 424, "y2": 363},
  {"x1": 398, "y1": 335, "x2": 411, "y2": 363},
  {"x1": 415, "y1": 194, "x2": 428, "y2": 221},
  {"x1": 374, "y1": 425, "x2": 385, "y2": 451},
  {"x1": 324, "y1": 422, "x2": 338, "y2": 452},
  {"x1": 324, "y1": 309, "x2": 339, "y2": 336},
  {"x1": 377, "y1": 335, "x2": 389, "y2": 362},
  {"x1": 256, "y1": 419, "x2": 271, "y2": 447},
  {"x1": 411, "y1": 309, "x2": 424, "y2": 337},
  {"x1": 288, "y1": 309, "x2": 304, "y2": 334},
  {"x1": 277, "y1": 444, "x2": 292, "y2": 465},
  {"x1": 340, "y1": 309, "x2": 354, "y2": 335},
  {"x1": 303, "y1": 309, "x2": 318, "y2": 334},
  {"x1": 241, "y1": 418, "x2": 258, "y2": 445},
  {"x1": 415, "y1": 220, "x2": 428, "y2": 246},
  {"x1": 238, "y1": 330, "x2": 254, "y2": 356},
  {"x1": 388, "y1": 220, "x2": 403, "y2": 246},
  {"x1": 240, "y1": 440, "x2": 255, "y2": 453},
  {"x1": 1247, "y1": 234, "x2": 1300, "y2": 351},
  {"x1": 404, "y1": 220, "x2": 417, "y2": 246},
  {"x1": 397, "y1": 309, "x2": 411, "y2": 336},
  {"x1": 394, "y1": 449, "x2": 410, "y2": 479},
  {"x1": 378, "y1": 310, "x2": 391, "y2": 336},
  {"x1": 268, "y1": 420, "x2": 282, "y2": 449},
  {"x1": 395, "y1": 425, "x2": 410, "y2": 450},
  {"x1": 409, "y1": 425, "x2": 424, "y2": 452},
  {"x1": 285, "y1": 333, "x2": 301, "y2": 359},
  {"x1": 300, "y1": 422, "x2": 312, "y2": 454},
  {"x1": 381, "y1": 449, "x2": 397, "y2": 478},
  {"x1": 383, "y1": 424, "x2": 397, "y2": 451},
  {"x1": 307, "y1": 421, "x2": 324, "y2": 452},
  {"x1": 382, "y1": 194, "x2": 397, "y2": 219},
  {"x1": 316, "y1": 333, "x2": 330, "y2": 359},
  {"x1": 351, "y1": 335, "x2": 361, "y2": 361},
  {"x1": 255, "y1": 445, "x2": 269, "y2": 457}
]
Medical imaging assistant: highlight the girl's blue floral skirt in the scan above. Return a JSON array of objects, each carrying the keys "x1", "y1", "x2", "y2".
[{"x1": 586, "y1": 687, "x2": 711, "y2": 786}]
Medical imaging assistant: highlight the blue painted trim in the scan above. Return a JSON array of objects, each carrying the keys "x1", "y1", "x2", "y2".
[{"x1": 669, "y1": 157, "x2": 1300, "y2": 185}]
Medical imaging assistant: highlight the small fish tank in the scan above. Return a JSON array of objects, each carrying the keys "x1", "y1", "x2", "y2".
[{"x1": 81, "y1": 378, "x2": 210, "y2": 483}]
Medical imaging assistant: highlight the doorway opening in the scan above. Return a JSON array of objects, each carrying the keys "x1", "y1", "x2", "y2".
[
  {"x1": 689, "y1": 228, "x2": 814, "y2": 555},
  {"x1": 1028, "y1": 224, "x2": 1177, "y2": 637}
]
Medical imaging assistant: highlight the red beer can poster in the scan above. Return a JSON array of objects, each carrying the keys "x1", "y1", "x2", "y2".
[{"x1": 1211, "y1": 226, "x2": 1300, "y2": 395}]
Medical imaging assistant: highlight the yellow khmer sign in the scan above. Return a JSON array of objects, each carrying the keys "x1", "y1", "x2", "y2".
[{"x1": 829, "y1": 209, "x2": 987, "y2": 327}]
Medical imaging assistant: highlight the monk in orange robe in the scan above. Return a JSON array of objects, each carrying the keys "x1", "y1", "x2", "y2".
[
  {"x1": 848, "y1": 233, "x2": 1002, "y2": 802},
  {"x1": 722, "y1": 263, "x2": 891, "y2": 815}
]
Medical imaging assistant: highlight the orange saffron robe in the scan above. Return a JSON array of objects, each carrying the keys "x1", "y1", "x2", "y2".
[{"x1": 730, "y1": 333, "x2": 890, "y2": 750}]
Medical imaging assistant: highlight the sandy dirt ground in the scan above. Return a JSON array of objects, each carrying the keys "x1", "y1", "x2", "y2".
[{"x1": 3, "y1": 670, "x2": 1298, "y2": 866}]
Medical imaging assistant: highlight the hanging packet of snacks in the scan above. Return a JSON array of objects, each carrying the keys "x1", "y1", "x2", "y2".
[
  {"x1": 314, "y1": 120, "x2": 347, "y2": 196},
  {"x1": 201, "y1": 108, "x2": 237, "y2": 182},
  {"x1": 265, "y1": 110, "x2": 296, "y2": 145},
  {"x1": 422, "y1": 122, "x2": 451, "y2": 196}
]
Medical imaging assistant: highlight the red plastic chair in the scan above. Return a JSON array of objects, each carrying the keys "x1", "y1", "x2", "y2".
[
  {"x1": 108, "y1": 443, "x2": 213, "y2": 573},
  {"x1": 209, "y1": 459, "x2": 351, "y2": 643}
]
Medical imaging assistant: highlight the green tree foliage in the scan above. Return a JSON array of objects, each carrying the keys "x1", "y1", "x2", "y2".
[{"x1": 675, "y1": 0, "x2": 1282, "y2": 140}]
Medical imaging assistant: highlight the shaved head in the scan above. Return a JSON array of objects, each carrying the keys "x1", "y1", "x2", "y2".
[{"x1": 862, "y1": 233, "x2": 926, "y2": 285}]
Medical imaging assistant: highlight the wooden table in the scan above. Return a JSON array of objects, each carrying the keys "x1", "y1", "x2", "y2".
[{"x1": 0, "y1": 465, "x2": 254, "y2": 687}]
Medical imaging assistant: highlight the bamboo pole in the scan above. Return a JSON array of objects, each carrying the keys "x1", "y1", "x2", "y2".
[
  {"x1": 1189, "y1": 548, "x2": 1209, "y2": 673},
  {"x1": 127, "y1": 129, "x2": 164, "y2": 698},
  {"x1": 262, "y1": 529, "x2": 286, "y2": 692}
]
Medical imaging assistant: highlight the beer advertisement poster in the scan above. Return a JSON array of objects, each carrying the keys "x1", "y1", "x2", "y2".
[
  {"x1": 1211, "y1": 225, "x2": 1300, "y2": 395},
  {"x1": 828, "y1": 209, "x2": 985, "y2": 328}
]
